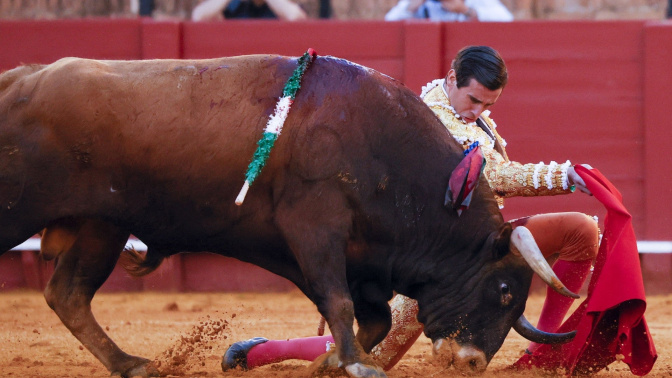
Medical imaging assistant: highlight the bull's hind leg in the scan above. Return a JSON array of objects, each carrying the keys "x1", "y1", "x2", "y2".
[
  {"x1": 275, "y1": 188, "x2": 385, "y2": 378},
  {"x1": 42, "y1": 219, "x2": 156, "y2": 377}
]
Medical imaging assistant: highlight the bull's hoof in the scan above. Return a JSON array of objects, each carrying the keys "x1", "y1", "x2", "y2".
[
  {"x1": 111, "y1": 359, "x2": 160, "y2": 377},
  {"x1": 345, "y1": 363, "x2": 386, "y2": 378},
  {"x1": 309, "y1": 349, "x2": 340, "y2": 369},
  {"x1": 221, "y1": 336, "x2": 269, "y2": 371},
  {"x1": 307, "y1": 351, "x2": 386, "y2": 378},
  {"x1": 306, "y1": 350, "x2": 342, "y2": 376}
]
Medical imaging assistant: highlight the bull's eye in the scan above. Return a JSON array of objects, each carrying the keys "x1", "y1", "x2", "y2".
[
  {"x1": 500, "y1": 283, "x2": 512, "y2": 306},
  {"x1": 500, "y1": 283, "x2": 510, "y2": 294}
]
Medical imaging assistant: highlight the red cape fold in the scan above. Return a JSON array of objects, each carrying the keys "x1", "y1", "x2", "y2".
[{"x1": 513, "y1": 166, "x2": 657, "y2": 375}]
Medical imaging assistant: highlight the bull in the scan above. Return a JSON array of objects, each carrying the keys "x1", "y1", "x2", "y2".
[{"x1": 0, "y1": 54, "x2": 576, "y2": 377}]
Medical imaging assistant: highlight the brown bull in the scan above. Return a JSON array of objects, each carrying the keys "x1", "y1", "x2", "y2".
[{"x1": 0, "y1": 55, "x2": 576, "y2": 377}]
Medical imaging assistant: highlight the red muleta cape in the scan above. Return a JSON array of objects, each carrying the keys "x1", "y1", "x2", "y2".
[{"x1": 514, "y1": 166, "x2": 657, "y2": 375}]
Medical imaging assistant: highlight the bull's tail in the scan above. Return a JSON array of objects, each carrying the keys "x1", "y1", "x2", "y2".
[{"x1": 120, "y1": 246, "x2": 164, "y2": 277}]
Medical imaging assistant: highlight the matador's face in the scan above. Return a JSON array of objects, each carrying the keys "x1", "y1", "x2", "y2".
[{"x1": 444, "y1": 70, "x2": 502, "y2": 124}]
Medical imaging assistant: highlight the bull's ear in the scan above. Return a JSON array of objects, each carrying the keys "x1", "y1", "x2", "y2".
[{"x1": 493, "y1": 222, "x2": 513, "y2": 260}]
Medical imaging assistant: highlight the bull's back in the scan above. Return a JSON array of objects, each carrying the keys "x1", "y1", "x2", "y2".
[
  {"x1": 16, "y1": 56, "x2": 291, "y2": 167},
  {"x1": 4, "y1": 55, "x2": 410, "y2": 181},
  {"x1": 0, "y1": 54, "x2": 455, "y2": 252},
  {"x1": 0, "y1": 56, "x2": 298, "y2": 244},
  {"x1": 6, "y1": 56, "x2": 308, "y2": 188}
]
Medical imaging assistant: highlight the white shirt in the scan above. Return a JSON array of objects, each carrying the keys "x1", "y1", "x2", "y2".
[{"x1": 385, "y1": 0, "x2": 514, "y2": 22}]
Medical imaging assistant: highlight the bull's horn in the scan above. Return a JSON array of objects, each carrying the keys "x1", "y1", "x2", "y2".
[
  {"x1": 510, "y1": 226, "x2": 580, "y2": 299},
  {"x1": 513, "y1": 315, "x2": 576, "y2": 344}
]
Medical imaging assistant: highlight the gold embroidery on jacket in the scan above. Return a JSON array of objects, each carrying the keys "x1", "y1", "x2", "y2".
[{"x1": 423, "y1": 83, "x2": 572, "y2": 208}]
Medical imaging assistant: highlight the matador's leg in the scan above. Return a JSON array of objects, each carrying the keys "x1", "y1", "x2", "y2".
[
  {"x1": 222, "y1": 335, "x2": 334, "y2": 370},
  {"x1": 370, "y1": 294, "x2": 424, "y2": 370},
  {"x1": 222, "y1": 294, "x2": 425, "y2": 372},
  {"x1": 512, "y1": 212, "x2": 599, "y2": 354}
]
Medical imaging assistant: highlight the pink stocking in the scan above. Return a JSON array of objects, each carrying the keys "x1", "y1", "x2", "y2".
[
  {"x1": 246, "y1": 335, "x2": 334, "y2": 368},
  {"x1": 527, "y1": 259, "x2": 592, "y2": 353},
  {"x1": 246, "y1": 295, "x2": 424, "y2": 370}
]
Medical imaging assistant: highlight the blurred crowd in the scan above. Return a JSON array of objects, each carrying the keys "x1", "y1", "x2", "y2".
[{"x1": 0, "y1": 0, "x2": 670, "y2": 20}]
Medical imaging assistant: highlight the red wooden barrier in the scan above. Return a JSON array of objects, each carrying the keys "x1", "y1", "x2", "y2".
[
  {"x1": 0, "y1": 252, "x2": 26, "y2": 290},
  {"x1": 141, "y1": 19, "x2": 182, "y2": 59},
  {"x1": 1, "y1": 19, "x2": 671, "y2": 293},
  {"x1": 0, "y1": 19, "x2": 143, "y2": 68},
  {"x1": 643, "y1": 22, "x2": 672, "y2": 241},
  {"x1": 181, "y1": 20, "x2": 407, "y2": 81},
  {"x1": 641, "y1": 22, "x2": 672, "y2": 293}
]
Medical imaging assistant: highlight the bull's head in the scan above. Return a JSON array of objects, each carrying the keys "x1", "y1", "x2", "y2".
[{"x1": 416, "y1": 225, "x2": 578, "y2": 375}]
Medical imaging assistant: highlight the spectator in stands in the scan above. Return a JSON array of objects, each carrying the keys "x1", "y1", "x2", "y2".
[
  {"x1": 385, "y1": 0, "x2": 513, "y2": 21},
  {"x1": 139, "y1": 0, "x2": 154, "y2": 17},
  {"x1": 191, "y1": 0, "x2": 307, "y2": 21},
  {"x1": 667, "y1": 0, "x2": 672, "y2": 18}
]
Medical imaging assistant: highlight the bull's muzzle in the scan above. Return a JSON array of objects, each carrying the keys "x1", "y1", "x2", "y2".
[{"x1": 432, "y1": 338, "x2": 487, "y2": 375}]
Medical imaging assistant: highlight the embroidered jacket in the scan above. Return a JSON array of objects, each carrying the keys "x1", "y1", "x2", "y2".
[{"x1": 421, "y1": 79, "x2": 573, "y2": 208}]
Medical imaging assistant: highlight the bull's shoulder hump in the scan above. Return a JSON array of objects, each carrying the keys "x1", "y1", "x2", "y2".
[
  {"x1": 32, "y1": 57, "x2": 121, "y2": 82},
  {"x1": 101, "y1": 54, "x2": 290, "y2": 77},
  {"x1": 0, "y1": 63, "x2": 47, "y2": 92},
  {"x1": 144, "y1": 54, "x2": 287, "y2": 67},
  {"x1": 316, "y1": 55, "x2": 397, "y2": 81},
  {"x1": 26, "y1": 54, "x2": 298, "y2": 82}
]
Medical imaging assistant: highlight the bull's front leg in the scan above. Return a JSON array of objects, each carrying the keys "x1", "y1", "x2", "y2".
[
  {"x1": 305, "y1": 280, "x2": 386, "y2": 378},
  {"x1": 42, "y1": 219, "x2": 157, "y2": 377},
  {"x1": 288, "y1": 243, "x2": 370, "y2": 374},
  {"x1": 275, "y1": 188, "x2": 385, "y2": 378},
  {"x1": 352, "y1": 281, "x2": 393, "y2": 354}
]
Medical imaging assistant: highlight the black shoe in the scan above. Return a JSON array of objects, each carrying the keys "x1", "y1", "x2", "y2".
[{"x1": 221, "y1": 337, "x2": 269, "y2": 371}]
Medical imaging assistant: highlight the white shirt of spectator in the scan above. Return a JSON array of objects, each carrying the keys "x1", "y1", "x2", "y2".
[{"x1": 385, "y1": 0, "x2": 514, "y2": 22}]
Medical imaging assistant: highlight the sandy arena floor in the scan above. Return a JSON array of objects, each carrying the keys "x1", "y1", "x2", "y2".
[{"x1": 0, "y1": 290, "x2": 669, "y2": 377}]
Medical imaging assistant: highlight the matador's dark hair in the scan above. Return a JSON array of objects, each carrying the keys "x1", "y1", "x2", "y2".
[{"x1": 451, "y1": 45, "x2": 508, "y2": 91}]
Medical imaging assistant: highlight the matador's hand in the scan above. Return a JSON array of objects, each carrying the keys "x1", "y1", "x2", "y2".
[{"x1": 567, "y1": 164, "x2": 593, "y2": 195}]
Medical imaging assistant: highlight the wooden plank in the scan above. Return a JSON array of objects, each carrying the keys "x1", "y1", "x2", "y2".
[
  {"x1": 442, "y1": 21, "x2": 644, "y2": 64},
  {"x1": 181, "y1": 20, "x2": 404, "y2": 59},
  {"x1": 182, "y1": 254, "x2": 295, "y2": 292},
  {"x1": 0, "y1": 252, "x2": 26, "y2": 291},
  {"x1": 141, "y1": 20, "x2": 182, "y2": 59},
  {"x1": 0, "y1": 19, "x2": 142, "y2": 71},
  {"x1": 403, "y1": 21, "x2": 443, "y2": 93},
  {"x1": 643, "y1": 23, "x2": 672, "y2": 240}
]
